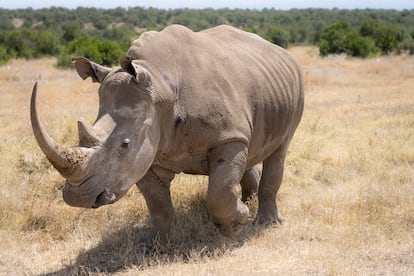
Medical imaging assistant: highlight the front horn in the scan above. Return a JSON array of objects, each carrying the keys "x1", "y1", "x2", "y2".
[{"x1": 30, "y1": 82, "x2": 87, "y2": 180}]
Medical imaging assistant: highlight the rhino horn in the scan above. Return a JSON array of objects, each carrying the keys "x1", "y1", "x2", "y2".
[
  {"x1": 78, "y1": 119, "x2": 101, "y2": 147},
  {"x1": 30, "y1": 82, "x2": 87, "y2": 181}
]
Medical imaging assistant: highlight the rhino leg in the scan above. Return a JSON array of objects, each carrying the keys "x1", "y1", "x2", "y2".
[
  {"x1": 207, "y1": 142, "x2": 249, "y2": 237},
  {"x1": 255, "y1": 142, "x2": 290, "y2": 225},
  {"x1": 136, "y1": 166, "x2": 175, "y2": 241},
  {"x1": 240, "y1": 165, "x2": 261, "y2": 202}
]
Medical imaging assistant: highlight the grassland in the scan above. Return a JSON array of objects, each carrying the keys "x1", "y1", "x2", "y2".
[{"x1": 0, "y1": 47, "x2": 413, "y2": 275}]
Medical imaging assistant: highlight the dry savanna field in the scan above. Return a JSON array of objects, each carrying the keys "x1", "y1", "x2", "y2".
[{"x1": 0, "y1": 47, "x2": 413, "y2": 275}]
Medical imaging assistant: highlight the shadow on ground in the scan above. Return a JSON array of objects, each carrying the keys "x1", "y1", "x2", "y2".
[{"x1": 41, "y1": 197, "x2": 263, "y2": 275}]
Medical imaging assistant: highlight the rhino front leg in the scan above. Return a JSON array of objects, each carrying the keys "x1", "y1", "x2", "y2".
[
  {"x1": 136, "y1": 166, "x2": 175, "y2": 240},
  {"x1": 240, "y1": 165, "x2": 261, "y2": 202},
  {"x1": 255, "y1": 142, "x2": 289, "y2": 225},
  {"x1": 207, "y1": 142, "x2": 249, "y2": 237}
]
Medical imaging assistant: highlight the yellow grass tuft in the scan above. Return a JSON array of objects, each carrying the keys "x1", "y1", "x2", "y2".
[{"x1": 0, "y1": 48, "x2": 413, "y2": 274}]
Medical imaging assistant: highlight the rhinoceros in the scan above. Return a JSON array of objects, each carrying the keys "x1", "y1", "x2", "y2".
[{"x1": 30, "y1": 25, "x2": 304, "y2": 238}]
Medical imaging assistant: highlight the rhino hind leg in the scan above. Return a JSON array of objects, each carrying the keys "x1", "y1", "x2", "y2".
[
  {"x1": 136, "y1": 166, "x2": 175, "y2": 241},
  {"x1": 207, "y1": 142, "x2": 250, "y2": 237},
  {"x1": 255, "y1": 141, "x2": 290, "y2": 225},
  {"x1": 240, "y1": 165, "x2": 261, "y2": 202}
]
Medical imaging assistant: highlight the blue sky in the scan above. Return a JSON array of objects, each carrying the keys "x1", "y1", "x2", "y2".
[{"x1": 1, "y1": 0, "x2": 413, "y2": 10}]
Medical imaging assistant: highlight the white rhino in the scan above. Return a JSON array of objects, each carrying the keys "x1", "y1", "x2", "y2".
[{"x1": 31, "y1": 25, "x2": 304, "y2": 238}]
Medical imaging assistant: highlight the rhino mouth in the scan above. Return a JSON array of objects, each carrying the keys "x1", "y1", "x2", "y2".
[
  {"x1": 93, "y1": 188, "x2": 117, "y2": 208},
  {"x1": 63, "y1": 176, "x2": 117, "y2": 208}
]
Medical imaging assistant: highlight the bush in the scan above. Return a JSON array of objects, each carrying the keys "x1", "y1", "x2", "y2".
[
  {"x1": 62, "y1": 23, "x2": 80, "y2": 43},
  {"x1": 320, "y1": 20, "x2": 404, "y2": 57},
  {"x1": 57, "y1": 36, "x2": 124, "y2": 67},
  {"x1": 319, "y1": 21, "x2": 353, "y2": 56},
  {"x1": 37, "y1": 30, "x2": 60, "y2": 56},
  {"x1": 7, "y1": 29, "x2": 38, "y2": 59},
  {"x1": 360, "y1": 19, "x2": 405, "y2": 53},
  {"x1": 261, "y1": 25, "x2": 290, "y2": 48},
  {"x1": 347, "y1": 34, "x2": 379, "y2": 57},
  {"x1": 1, "y1": 28, "x2": 61, "y2": 60},
  {"x1": 375, "y1": 25, "x2": 404, "y2": 53},
  {"x1": 0, "y1": 46, "x2": 9, "y2": 64},
  {"x1": 97, "y1": 40, "x2": 124, "y2": 66},
  {"x1": 397, "y1": 38, "x2": 414, "y2": 55}
]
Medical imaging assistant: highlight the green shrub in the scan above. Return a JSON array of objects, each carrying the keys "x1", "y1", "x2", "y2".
[
  {"x1": 347, "y1": 35, "x2": 379, "y2": 57},
  {"x1": 2, "y1": 28, "x2": 61, "y2": 60},
  {"x1": 57, "y1": 36, "x2": 124, "y2": 68},
  {"x1": 360, "y1": 19, "x2": 405, "y2": 53},
  {"x1": 36, "y1": 30, "x2": 60, "y2": 56},
  {"x1": 62, "y1": 23, "x2": 81, "y2": 43},
  {"x1": 320, "y1": 20, "x2": 403, "y2": 57},
  {"x1": 375, "y1": 25, "x2": 404, "y2": 53},
  {"x1": 0, "y1": 46, "x2": 9, "y2": 64},
  {"x1": 261, "y1": 25, "x2": 290, "y2": 48},
  {"x1": 7, "y1": 29, "x2": 38, "y2": 59},
  {"x1": 319, "y1": 21, "x2": 353, "y2": 56},
  {"x1": 397, "y1": 38, "x2": 414, "y2": 55},
  {"x1": 97, "y1": 40, "x2": 124, "y2": 66}
]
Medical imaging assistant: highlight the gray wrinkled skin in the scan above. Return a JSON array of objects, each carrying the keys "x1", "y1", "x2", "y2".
[{"x1": 31, "y1": 25, "x2": 304, "y2": 238}]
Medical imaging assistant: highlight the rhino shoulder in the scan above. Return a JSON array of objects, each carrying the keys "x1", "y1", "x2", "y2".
[{"x1": 126, "y1": 25, "x2": 195, "y2": 60}]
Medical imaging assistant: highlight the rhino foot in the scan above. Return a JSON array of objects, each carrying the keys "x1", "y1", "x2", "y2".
[{"x1": 254, "y1": 210, "x2": 285, "y2": 225}]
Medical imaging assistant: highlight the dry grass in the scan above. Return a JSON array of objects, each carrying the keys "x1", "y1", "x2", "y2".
[{"x1": 0, "y1": 48, "x2": 413, "y2": 275}]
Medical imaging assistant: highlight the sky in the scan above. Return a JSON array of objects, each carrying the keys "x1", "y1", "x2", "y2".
[{"x1": 1, "y1": 0, "x2": 413, "y2": 10}]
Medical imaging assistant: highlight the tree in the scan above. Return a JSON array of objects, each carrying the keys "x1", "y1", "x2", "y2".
[
  {"x1": 347, "y1": 34, "x2": 378, "y2": 57},
  {"x1": 62, "y1": 23, "x2": 80, "y2": 42},
  {"x1": 7, "y1": 29, "x2": 38, "y2": 58},
  {"x1": 360, "y1": 19, "x2": 379, "y2": 37},
  {"x1": 261, "y1": 25, "x2": 290, "y2": 48},
  {"x1": 319, "y1": 21, "x2": 352, "y2": 56},
  {"x1": 319, "y1": 21, "x2": 379, "y2": 57},
  {"x1": 36, "y1": 30, "x2": 60, "y2": 56},
  {"x1": 375, "y1": 25, "x2": 404, "y2": 53},
  {"x1": 360, "y1": 19, "x2": 404, "y2": 53},
  {"x1": 1, "y1": 7, "x2": 414, "y2": 65},
  {"x1": 57, "y1": 36, "x2": 123, "y2": 67},
  {"x1": 0, "y1": 46, "x2": 9, "y2": 64},
  {"x1": 97, "y1": 40, "x2": 124, "y2": 66}
]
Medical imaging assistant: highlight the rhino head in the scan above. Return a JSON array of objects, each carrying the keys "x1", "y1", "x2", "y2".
[{"x1": 31, "y1": 57, "x2": 161, "y2": 208}]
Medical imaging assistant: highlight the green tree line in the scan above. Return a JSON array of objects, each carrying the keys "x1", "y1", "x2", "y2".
[{"x1": 0, "y1": 7, "x2": 413, "y2": 66}]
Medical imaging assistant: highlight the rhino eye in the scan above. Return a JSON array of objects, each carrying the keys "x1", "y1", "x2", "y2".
[{"x1": 121, "y1": 138, "x2": 130, "y2": 149}]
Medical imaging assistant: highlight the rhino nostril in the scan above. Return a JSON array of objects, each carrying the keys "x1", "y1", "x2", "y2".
[
  {"x1": 93, "y1": 189, "x2": 116, "y2": 208},
  {"x1": 92, "y1": 191, "x2": 105, "y2": 208}
]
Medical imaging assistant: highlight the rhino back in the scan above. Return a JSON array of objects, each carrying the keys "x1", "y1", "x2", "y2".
[{"x1": 126, "y1": 25, "x2": 304, "y2": 172}]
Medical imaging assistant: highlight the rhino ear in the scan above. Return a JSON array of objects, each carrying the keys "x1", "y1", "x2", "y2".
[
  {"x1": 120, "y1": 56, "x2": 152, "y2": 87},
  {"x1": 72, "y1": 57, "x2": 111, "y2": 83}
]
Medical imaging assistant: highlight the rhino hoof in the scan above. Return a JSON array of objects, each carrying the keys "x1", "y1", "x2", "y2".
[{"x1": 254, "y1": 212, "x2": 285, "y2": 225}]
